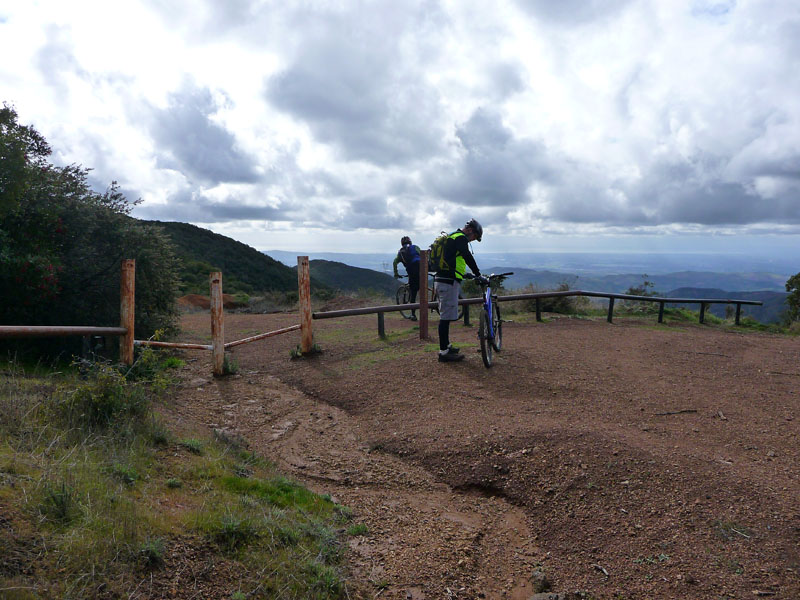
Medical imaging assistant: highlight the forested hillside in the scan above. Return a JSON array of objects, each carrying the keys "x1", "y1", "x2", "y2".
[
  {"x1": 300, "y1": 259, "x2": 397, "y2": 296},
  {"x1": 144, "y1": 220, "x2": 330, "y2": 295}
]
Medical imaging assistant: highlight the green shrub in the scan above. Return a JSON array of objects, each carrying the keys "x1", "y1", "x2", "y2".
[
  {"x1": 39, "y1": 481, "x2": 77, "y2": 524},
  {"x1": 519, "y1": 282, "x2": 583, "y2": 314},
  {"x1": 1, "y1": 106, "x2": 180, "y2": 361},
  {"x1": 58, "y1": 362, "x2": 148, "y2": 429},
  {"x1": 139, "y1": 537, "x2": 165, "y2": 568},
  {"x1": 180, "y1": 438, "x2": 204, "y2": 455}
]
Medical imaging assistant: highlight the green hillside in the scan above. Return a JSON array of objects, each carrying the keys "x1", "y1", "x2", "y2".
[
  {"x1": 301, "y1": 259, "x2": 398, "y2": 296},
  {"x1": 143, "y1": 220, "x2": 329, "y2": 295}
]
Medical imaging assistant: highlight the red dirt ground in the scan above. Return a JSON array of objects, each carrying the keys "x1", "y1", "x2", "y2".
[{"x1": 172, "y1": 310, "x2": 799, "y2": 599}]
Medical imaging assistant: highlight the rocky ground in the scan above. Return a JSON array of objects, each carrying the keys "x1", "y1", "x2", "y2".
[{"x1": 170, "y1": 308, "x2": 799, "y2": 599}]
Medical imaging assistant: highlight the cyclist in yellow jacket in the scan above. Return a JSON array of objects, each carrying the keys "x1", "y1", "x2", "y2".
[{"x1": 433, "y1": 219, "x2": 482, "y2": 362}]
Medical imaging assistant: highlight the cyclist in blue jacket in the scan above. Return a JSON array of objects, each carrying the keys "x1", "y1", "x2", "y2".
[
  {"x1": 434, "y1": 219, "x2": 482, "y2": 362},
  {"x1": 393, "y1": 236, "x2": 421, "y2": 320}
]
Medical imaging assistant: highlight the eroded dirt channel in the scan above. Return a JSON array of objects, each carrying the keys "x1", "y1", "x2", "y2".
[{"x1": 173, "y1": 311, "x2": 799, "y2": 599}]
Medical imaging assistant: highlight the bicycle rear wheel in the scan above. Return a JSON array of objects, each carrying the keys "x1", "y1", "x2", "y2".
[
  {"x1": 491, "y1": 301, "x2": 502, "y2": 352},
  {"x1": 479, "y1": 308, "x2": 493, "y2": 368},
  {"x1": 429, "y1": 286, "x2": 438, "y2": 314},
  {"x1": 431, "y1": 287, "x2": 464, "y2": 319},
  {"x1": 396, "y1": 285, "x2": 412, "y2": 319}
]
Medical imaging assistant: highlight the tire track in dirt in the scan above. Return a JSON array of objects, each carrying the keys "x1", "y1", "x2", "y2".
[{"x1": 171, "y1": 364, "x2": 550, "y2": 599}]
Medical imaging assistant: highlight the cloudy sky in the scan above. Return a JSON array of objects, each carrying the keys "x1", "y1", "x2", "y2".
[{"x1": 2, "y1": 0, "x2": 799, "y2": 256}]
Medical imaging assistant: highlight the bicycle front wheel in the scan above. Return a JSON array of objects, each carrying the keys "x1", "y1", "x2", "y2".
[
  {"x1": 491, "y1": 301, "x2": 502, "y2": 352},
  {"x1": 479, "y1": 308, "x2": 493, "y2": 368},
  {"x1": 396, "y1": 285, "x2": 412, "y2": 319}
]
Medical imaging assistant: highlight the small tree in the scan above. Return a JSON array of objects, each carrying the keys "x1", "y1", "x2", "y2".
[
  {"x1": 786, "y1": 272, "x2": 800, "y2": 322},
  {"x1": 623, "y1": 274, "x2": 660, "y2": 314}
]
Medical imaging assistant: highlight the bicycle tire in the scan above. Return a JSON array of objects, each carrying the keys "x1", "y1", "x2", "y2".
[
  {"x1": 396, "y1": 284, "x2": 412, "y2": 319},
  {"x1": 491, "y1": 300, "x2": 502, "y2": 352},
  {"x1": 430, "y1": 286, "x2": 464, "y2": 319},
  {"x1": 479, "y1": 308, "x2": 493, "y2": 368},
  {"x1": 429, "y1": 286, "x2": 439, "y2": 314}
]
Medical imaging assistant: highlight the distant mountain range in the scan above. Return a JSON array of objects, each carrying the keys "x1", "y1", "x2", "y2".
[
  {"x1": 265, "y1": 249, "x2": 799, "y2": 279},
  {"x1": 497, "y1": 267, "x2": 788, "y2": 294},
  {"x1": 134, "y1": 222, "x2": 793, "y2": 322}
]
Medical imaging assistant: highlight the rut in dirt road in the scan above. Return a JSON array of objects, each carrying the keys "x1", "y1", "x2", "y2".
[{"x1": 180, "y1": 311, "x2": 800, "y2": 599}]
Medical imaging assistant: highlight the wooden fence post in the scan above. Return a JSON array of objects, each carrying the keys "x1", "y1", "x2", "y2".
[
  {"x1": 699, "y1": 302, "x2": 706, "y2": 324},
  {"x1": 419, "y1": 250, "x2": 429, "y2": 339},
  {"x1": 120, "y1": 259, "x2": 135, "y2": 365},
  {"x1": 607, "y1": 297, "x2": 615, "y2": 323},
  {"x1": 658, "y1": 301, "x2": 665, "y2": 323},
  {"x1": 210, "y1": 272, "x2": 225, "y2": 376},
  {"x1": 298, "y1": 256, "x2": 313, "y2": 353},
  {"x1": 378, "y1": 312, "x2": 386, "y2": 339},
  {"x1": 735, "y1": 303, "x2": 742, "y2": 325},
  {"x1": 535, "y1": 298, "x2": 542, "y2": 322}
]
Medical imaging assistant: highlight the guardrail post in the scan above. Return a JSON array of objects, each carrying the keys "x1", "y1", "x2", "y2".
[
  {"x1": 658, "y1": 301, "x2": 665, "y2": 323},
  {"x1": 419, "y1": 251, "x2": 429, "y2": 339},
  {"x1": 463, "y1": 303, "x2": 470, "y2": 326},
  {"x1": 607, "y1": 297, "x2": 615, "y2": 323},
  {"x1": 378, "y1": 312, "x2": 386, "y2": 339},
  {"x1": 298, "y1": 256, "x2": 313, "y2": 353},
  {"x1": 699, "y1": 302, "x2": 706, "y2": 324},
  {"x1": 210, "y1": 272, "x2": 225, "y2": 376},
  {"x1": 120, "y1": 259, "x2": 135, "y2": 365},
  {"x1": 536, "y1": 298, "x2": 542, "y2": 322},
  {"x1": 735, "y1": 303, "x2": 742, "y2": 325}
]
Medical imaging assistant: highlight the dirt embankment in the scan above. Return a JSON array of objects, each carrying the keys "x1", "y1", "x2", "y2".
[{"x1": 173, "y1": 311, "x2": 800, "y2": 599}]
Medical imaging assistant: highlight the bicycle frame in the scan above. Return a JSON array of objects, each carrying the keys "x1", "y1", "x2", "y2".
[{"x1": 483, "y1": 283, "x2": 496, "y2": 340}]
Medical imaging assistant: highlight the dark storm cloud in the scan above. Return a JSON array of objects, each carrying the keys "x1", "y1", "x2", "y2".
[
  {"x1": 265, "y1": 7, "x2": 446, "y2": 166},
  {"x1": 137, "y1": 189, "x2": 288, "y2": 223},
  {"x1": 543, "y1": 151, "x2": 800, "y2": 228},
  {"x1": 147, "y1": 83, "x2": 260, "y2": 185},
  {"x1": 426, "y1": 107, "x2": 558, "y2": 207},
  {"x1": 513, "y1": 0, "x2": 633, "y2": 25},
  {"x1": 343, "y1": 196, "x2": 409, "y2": 229}
]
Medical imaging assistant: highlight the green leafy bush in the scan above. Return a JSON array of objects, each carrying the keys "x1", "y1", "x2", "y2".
[{"x1": 1, "y1": 104, "x2": 180, "y2": 359}]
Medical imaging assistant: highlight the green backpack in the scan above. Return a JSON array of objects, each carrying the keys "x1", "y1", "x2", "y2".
[{"x1": 427, "y1": 231, "x2": 450, "y2": 273}]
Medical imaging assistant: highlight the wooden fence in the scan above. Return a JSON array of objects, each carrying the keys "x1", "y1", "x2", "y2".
[{"x1": 0, "y1": 253, "x2": 765, "y2": 376}]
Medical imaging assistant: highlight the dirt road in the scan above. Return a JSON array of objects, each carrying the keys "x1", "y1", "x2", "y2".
[{"x1": 175, "y1": 310, "x2": 799, "y2": 599}]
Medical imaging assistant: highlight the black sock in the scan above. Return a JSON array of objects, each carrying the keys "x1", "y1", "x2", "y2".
[{"x1": 439, "y1": 320, "x2": 449, "y2": 351}]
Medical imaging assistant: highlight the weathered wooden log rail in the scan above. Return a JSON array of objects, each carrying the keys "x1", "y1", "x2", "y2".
[
  {"x1": 0, "y1": 253, "x2": 765, "y2": 376},
  {"x1": 312, "y1": 288, "x2": 763, "y2": 334}
]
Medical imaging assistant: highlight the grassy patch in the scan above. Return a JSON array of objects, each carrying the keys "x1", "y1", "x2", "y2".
[
  {"x1": 347, "y1": 523, "x2": 369, "y2": 536},
  {"x1": 0, "y1": 351, "x2": 350, "y2": 599}
]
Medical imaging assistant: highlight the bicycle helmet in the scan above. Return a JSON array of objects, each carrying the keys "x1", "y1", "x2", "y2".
[
  {"x1": 465, "y1": 219, "x2": 483, "y2": 242},
  {"x1": 401, "y1": 235, "x2": 411, "y2": 245}
]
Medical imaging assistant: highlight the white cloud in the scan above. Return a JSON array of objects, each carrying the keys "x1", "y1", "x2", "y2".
[{"x1": 1, "y1": 0, "x2": 799, "y2": 255}]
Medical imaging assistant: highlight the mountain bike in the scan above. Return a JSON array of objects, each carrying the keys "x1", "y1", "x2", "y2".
[
  {"x1": 395, "y1": 274, "x2": 463, "y2": 320},
  {"x1": 468, "y1": 272, "x2": 514, "y2": 368}
]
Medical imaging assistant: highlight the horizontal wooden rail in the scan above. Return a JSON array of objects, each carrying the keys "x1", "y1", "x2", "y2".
[
  {"x1": 224, "y1": 324, "x2": 301, "y2": 349},
  {"x1": 134, "y1": 340, "x2": 212, "y2": 350},
  {"x1": 0, "y1": 326, "x2": 128, "y2": 338},
  {"x1": 312, "y1": 289, "x2": 763, "y2": 329}
]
